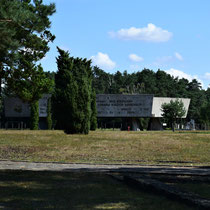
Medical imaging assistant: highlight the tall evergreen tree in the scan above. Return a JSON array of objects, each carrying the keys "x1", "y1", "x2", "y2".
[
  {"x1": 90, "y1": 89, "x2": 97, "y2": 130},
  {"x1": 53, "y1": 48, "x2": 95, "y2": 134},
  {"x1": 47, "y1": 98, "x2": 52, "y2": 130}
]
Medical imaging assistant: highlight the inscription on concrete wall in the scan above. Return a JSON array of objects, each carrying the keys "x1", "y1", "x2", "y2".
[
  {"x1": 4, "y1": 98, "x2": 30, "y2": 117},
  {"x1": 96, "y1": 94, "x2": 153, "y2": 117},
  {"x1": 5, "y1": 94, "x2": 50, "y2": 118}
]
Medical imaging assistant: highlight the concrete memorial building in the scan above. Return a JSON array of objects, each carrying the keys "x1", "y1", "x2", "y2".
[
  {"x1": 4, "y1": 94, "x2": 50, "y2": 129},
  {"x1": 4, "y1": 94, "x2": 190, "y2": 130},
  {"x1": 96, "y1": 94, "x2": 190, "y2": 130}
]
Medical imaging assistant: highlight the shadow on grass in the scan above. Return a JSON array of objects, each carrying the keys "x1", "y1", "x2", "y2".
[{"x1": 0, "y1": 170, "x2": 194, "y2": 209}]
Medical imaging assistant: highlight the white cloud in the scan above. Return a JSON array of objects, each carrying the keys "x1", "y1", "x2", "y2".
[
  {"x1": 174, "y1": 52, "x2": 183, "y2": 61},
  {"x1": 165, "y1": 68, "x2": 204, "y2": 87},
  {"x1": 91, "y1": 52, "x2": 116, "y2": 70},
  {"x1": 165, "y1": 68, "x2": 197, "y2": 81},
  {"x1": 203, "y1": 72, "x2": 210, "y2": 80},
  {"x1": 129, "y1": 54, "x2": 144, "y2": 62},
  {"x1": 109, "y1": 23, "x2": 172, "y2": 42}
]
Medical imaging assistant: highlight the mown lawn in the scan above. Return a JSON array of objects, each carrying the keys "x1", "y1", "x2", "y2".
[
  {"x1": 0, "y1": 130, "x2": 210, "y2": 165},
  {"x1": 0, "y1": 170, "x2": 195, "y2": 209}
]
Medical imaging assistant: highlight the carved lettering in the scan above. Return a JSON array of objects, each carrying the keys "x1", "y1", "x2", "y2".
[{"x1": 96, "y1": 94, "x2": 153, "y2": 117}]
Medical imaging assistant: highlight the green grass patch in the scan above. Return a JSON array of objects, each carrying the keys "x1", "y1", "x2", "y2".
[
  {"x1": 0, "y1": 130, "x2": 210, "y2": 165},
  {"x1": 0, "y1": 170, "x2": 195, "y2": 209}
]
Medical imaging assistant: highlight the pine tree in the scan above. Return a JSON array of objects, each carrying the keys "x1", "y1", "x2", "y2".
[{"x1": 0, "y1": 0, "x2": 55, "y2": 65}]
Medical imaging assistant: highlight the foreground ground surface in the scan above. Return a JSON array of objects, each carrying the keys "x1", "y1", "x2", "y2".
[
  {"x1": 0, "y1": 130, "x2": 210, "y2": 166},
  {"x1": 0, "y1": 170, "x2": 199, "y2": 209},
  {"x1": 0, "y1": 130, "x2": 209, "y2": 209}
]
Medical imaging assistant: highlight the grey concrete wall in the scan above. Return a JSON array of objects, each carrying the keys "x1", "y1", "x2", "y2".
[
  {"x1": 96, "y1": 94, "x2": 153, "y2": 117},
  {"x1": 96, "y1": 95, "x2": 190, "y2": 118},
  {"x1": 4, "y1": 94, "x2": 51, "y2": 118},
  {"x1": 4, "y1": 97, "x2": 30, "y2": 117},
  {"x1": 151, "y1": 97, "x2": 190, "y2": 118}
]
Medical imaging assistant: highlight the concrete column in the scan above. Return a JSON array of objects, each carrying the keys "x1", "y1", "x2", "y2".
[
  {"x1": 131, "y1": 118, "x2": 140, "y2": 131},
  {"x1": 148, "y1": 118, "x2": 163, "y2": 130}
]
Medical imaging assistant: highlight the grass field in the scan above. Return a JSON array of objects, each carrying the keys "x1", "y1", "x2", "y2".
[
  {"x1": 0, "y1": 130, "x2": 210, "y2": 165},
  {"x1": 0, "y1": 171, "x2": 195, "y2": 209}
]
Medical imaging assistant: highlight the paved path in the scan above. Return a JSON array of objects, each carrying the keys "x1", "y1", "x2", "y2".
[{"x1": 0, "y1": 160, "x2": 210, "y2": 176}]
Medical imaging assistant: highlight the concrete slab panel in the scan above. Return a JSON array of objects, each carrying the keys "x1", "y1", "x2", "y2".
[
  {"x1": 4, "y1": 94, "x2": 50, "y2": 118},
  {"x1": 152, "y1": 97, "x2": 191, "y2": 118},
  {"x1": 96, "y1": 94, "x2": 153, "y2": 117},
  {"x1": 4, "y1": 97, "x2": 30, "y2": 117}
]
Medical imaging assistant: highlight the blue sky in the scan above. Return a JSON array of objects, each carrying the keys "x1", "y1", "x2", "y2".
[{"x1": 41, "y1": 0, "x2": 210, "y2": 89}]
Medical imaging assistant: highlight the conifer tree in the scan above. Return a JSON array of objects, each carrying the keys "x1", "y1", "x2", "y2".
[
  {"x1": 53, "y1": 48, "x2": 95, "y2": 134},
  {"x1": 47, "y1": 98, "x2": 52, "y2": 130},
  {"x1": 90, "y1": 89, "x2": 97, "y2": 130},
  {"x1": 0, "y1": 0, "x2": 55, "y2": 82}
]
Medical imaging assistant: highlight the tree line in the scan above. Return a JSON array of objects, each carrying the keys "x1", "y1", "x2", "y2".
[
  {"x1": 1, "y1": 0, "x2": 210, "y2": 133},
  {"x1": 92, "y1": 67, "x2": 210, "y2": 127}
]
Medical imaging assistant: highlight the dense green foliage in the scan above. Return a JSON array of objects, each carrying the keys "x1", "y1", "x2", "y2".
[
  {"x1": 90, "y1": 89, "x2": 97, "y2": 130},
  {"x1": 53, "y1": 48, "x2": 96, "y2": 134},
  {"x1": 161, "y1": 100, "x2": 186, "y2": 131},
  {"x1": 6, "y1": 59, "x2": 54, "y2": 129},
  {"x1": 93, "y1": 67, "x2": 210, "y2": 125},
  {"x1": 30, "y1": 100, "x2": 39, "y2": 130},
  {"x1": 1, "y1": 1, "x2": 209, "y2": 130},
  {"x1": 0, "y1": 0, "x2": 55, "y2": 129},
  {"x1": 0, "y1": 0, "x2": 55, "y2": 67},
  {"x1": 200, "y1": 101, "x2": 210, "y2": 129},
  {"x1": 7, "y1": 59, "x2": 53, "y2": 103}
]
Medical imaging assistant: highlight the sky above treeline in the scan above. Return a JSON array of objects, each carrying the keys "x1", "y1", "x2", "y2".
[{"x1": 42, "y1": 0, "x2": 210, "y2": 89}]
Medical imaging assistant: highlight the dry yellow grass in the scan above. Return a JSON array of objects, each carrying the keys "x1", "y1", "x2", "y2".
[{"x1": 0, "y1": 130, "x2": 210, "y2": 165}]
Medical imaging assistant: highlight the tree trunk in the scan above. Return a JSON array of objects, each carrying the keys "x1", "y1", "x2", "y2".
[
  {"x1": 172, "y1": 121, "x2": 175, "y2": 132},
  {"x1": 30, "y1": 100, "x2": 39, "y2": 130}
]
